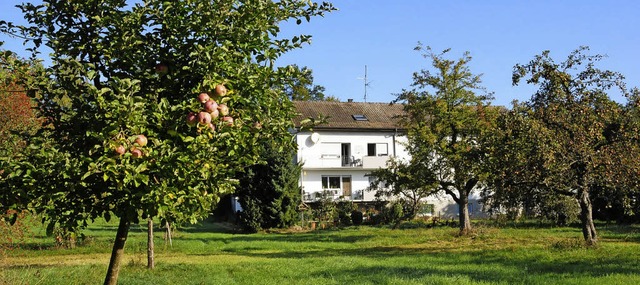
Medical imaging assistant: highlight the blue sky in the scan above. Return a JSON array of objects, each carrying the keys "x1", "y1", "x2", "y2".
[
  {"x1": 2, "y1": 1, "x2": 639, "y2": 107},
  {"x1": 276, "y1": 0, "x2": 640, "y2": 106}
]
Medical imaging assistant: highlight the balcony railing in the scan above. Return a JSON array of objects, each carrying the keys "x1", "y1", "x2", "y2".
[
  {"x1": 361, "y1": 155, "x2": 389, "y2": 168},
  {"x1": 303, "y1": 190, "x2": 366, "y2": 202},
  {"x1": 336, "y1": 155, "x2": 390, "y2": 168}
]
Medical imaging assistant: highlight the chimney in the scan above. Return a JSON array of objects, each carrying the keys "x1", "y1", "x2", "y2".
[{"x1": 347, "y1": 99, "x2": 353, "y2": 102}]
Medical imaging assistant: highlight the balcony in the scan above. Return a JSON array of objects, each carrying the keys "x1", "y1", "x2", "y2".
[
  {"x1": 309, "y1": 155, "x2": 391, "y2": 169},
  {"x1": 334, "y1": 155, "x2": 390, "y2": 168},
  {"x1": 361, "y1": 155, "x2": 389, "y2": 168},
  {"x1": 303, "y1": 189, "x2": 366, "y2": 202}
]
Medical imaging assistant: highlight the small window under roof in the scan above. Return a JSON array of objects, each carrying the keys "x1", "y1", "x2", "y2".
[{"x1": 352, "y1": 114, "x2": 368, "y2": 121}]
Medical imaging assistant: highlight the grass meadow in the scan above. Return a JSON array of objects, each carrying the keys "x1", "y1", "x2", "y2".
[{"x1": 1, "y1": 218, "x2": 640, "y2": 285}]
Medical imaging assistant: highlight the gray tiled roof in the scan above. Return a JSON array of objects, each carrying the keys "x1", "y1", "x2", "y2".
[{"x1": 293, "y1": 101, "x2": 405, "y2": 130}]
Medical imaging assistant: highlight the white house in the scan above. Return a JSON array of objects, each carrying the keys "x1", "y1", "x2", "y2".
[
  {"x1": 293, "y1": 100, "x2": 408, "y2": 202},
  {"x1": 293, "y1": 100, "x2": 487, "y2": 219}
]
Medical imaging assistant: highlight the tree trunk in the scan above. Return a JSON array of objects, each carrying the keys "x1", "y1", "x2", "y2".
[
  {"x1": 147, "y1": 218, "x2": 155, "y2": 269},
  {"x1": 458, "y1": 196, "x2": 472, "y2": 235},
  {"x1": 104, "y1": 217, "x2": 131, "y2": 285},
  {"x1": 578, "y1": 189, "x2": 598, "y2": 246},
  {"x1": 164, "y1": 221, "x2": 173, "y2": 247}
]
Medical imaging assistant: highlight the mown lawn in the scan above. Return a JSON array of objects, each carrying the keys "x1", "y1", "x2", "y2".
[{"x1": 1, "y1": 219, "x2": 640, "y2": 285}]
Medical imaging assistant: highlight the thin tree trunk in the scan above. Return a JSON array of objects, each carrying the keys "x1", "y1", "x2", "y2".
[
  {"x1": 165, "y1": 221, "x2": 172, "y2": 247},
  {"x1": 104, "y1": 217, "x2": 131, "y2": 285},
  {"x1": 579, "y1": 189, "x2": 598, "y2": 246},
  {"x1": 458, "y1": 197, "x2": 472, "y2": 235},
  {"x1": 147, "y1": 218, "x2": 155, "y2": 269}
]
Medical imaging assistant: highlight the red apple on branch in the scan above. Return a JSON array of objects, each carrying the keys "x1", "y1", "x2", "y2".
[
  {"x1": 222, "y1": 116, "x2": 234, "y2": 126},
  {"x1": 131, "y1": 148, "x2": 143, "y2": 158},
  {"x1": 155, "y1": 63, "x2": 168, "y2": 75},
  {"x1": 135, "y1": 135, "x2": 148, "y2": 147},
  {"x1": 218, "y1": 104, "x2": 229, "y2": 116},
  {"x1": 115, "y1": 145, "x2": 126, "y2": 155},
  {"x1": 198, "y1": 112, "x2": 212, "y2": 124},
  {"x1": 186, "y1": 112, "x2": 198, "y2": 126},
  {"x1": 198, "y1": 92, "x2": 210, "y2": 104},
  {"x1": 204, "y1": 100, "x2": 218, "y2": 113},
  {"x1": 214, "y1": 84, "x2": 227, "y2": 97}
]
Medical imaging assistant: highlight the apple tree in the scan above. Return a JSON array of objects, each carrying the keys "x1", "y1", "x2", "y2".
[
  {"x1": 390, "y1": 44, "x2": 497, "y2": 235},
  {"x1": 505, "y1": 47, "x2": 632, "y2": 245},
  {"x1": 483, "y1": 101, "x2": 580, "y2": 223},
  {"x1": 2, "y1": 0, "x2": 334, "y2": 284}
]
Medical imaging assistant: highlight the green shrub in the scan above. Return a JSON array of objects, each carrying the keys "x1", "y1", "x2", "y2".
[
  {"x1": 236, "y1": 143, "x2": 301, "y2": 232},
  {"x1": 336, "y1": 200, "x2": 356, "y2": 226},
  {"x1": 540, "y1": 196, "x2": 580, "y2": 226},
  {"x1": 237, "y1": 200, "x2": 262, "y2": 233},
  {"x1": 384, "y1": 201, "x2": 404, "y2": 228},
  {"x1": 314, "y1": 193, "x2": 337, "y2": 223}
]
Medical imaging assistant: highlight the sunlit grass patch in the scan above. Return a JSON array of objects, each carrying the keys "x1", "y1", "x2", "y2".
[{"x1": 2, "y1": 218, "x2": 640, "y2": 284}]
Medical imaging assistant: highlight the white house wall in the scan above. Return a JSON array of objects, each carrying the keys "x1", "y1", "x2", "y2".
[
  {"x1": 296, "y1": 130, "x2": 408, "y2": 202},
  {"x1": 421, "y1": 192, "x2": 488, "y2": 219},
  {"x1": 295, "y1": 129, "x2": 489, "y2": 219},
  {"x1": 296, "y1": 130, "x2": 408, "y2": 168}
]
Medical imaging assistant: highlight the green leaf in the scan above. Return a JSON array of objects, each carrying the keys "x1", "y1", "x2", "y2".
[
  {"x1": 81, "y1": 171, "x2": 93, "y2": 181},
  {"x1": 135, "y1": 162, "x2": 148, "y2": 173}
]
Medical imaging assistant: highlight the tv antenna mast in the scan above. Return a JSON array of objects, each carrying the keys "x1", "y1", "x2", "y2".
[{"x1": 357, "y1": 65, "x2": 372, "y2": 102}]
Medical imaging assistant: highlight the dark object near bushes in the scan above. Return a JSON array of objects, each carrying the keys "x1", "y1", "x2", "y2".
[{"x1": 351, "y1": 210, "x2": 363, "y2": 225}]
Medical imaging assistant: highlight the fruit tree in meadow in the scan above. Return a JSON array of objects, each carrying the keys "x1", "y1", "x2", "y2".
[{"x1": 0, "y1": 0, "x2": 334, "y2": 284}]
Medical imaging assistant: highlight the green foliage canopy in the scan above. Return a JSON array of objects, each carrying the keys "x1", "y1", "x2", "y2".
[
  {"x1": 492, "y1": 46, "x2": 636, "y2": 245},
  {"x1": 385, "y1": 43, "x2": 497, "y2": 235},
  {"x1": 283, "y1": 64, "x2": 328, "y2": 101},
  {"x1": 1, "y1": 0, "x2": 333, "y2": 231},
  {"x1": 1, "y1": 0, "x2": 334, "y2": 283}
]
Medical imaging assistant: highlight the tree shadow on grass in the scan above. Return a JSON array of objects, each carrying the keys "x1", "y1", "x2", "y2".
[
  {"x1": 598, "y1": 224, "x2": 640, "y2": 243},
  {"x1": 176, "y1": 221, "x2": 238, "y2": 234},
  {"x1": 175, "y1": 231, "x2": 377, "y2": 252},
  {"x1": 301, "y1": 246, "x2": 640, "y2": 284},
  {"x1": 169, "y1": 240, "x2": 640, "y2": 284}
]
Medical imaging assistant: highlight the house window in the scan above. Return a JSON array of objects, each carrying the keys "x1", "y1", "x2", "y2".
[
  {"x1": 322, "y1": 176, "x2": 341, "y2": 190},
  {"x1": 321, "y1": 175, "x2": 352, "y2": 198},
  {"x1": 341, "y1": 143, "x2": 351, "y2": 166},
  {"x1": 367, "y1": 143, "x2": 376, "y2": 156},
  {"x1": 320, "y1": 142, "x2": 341, "y2": 159},
  {"x1": 367, "y1": 143, "x2": 389, "y2": 156},
  {"x1": 352, "y1": 114, "x2": 368, "y2": 121},
  {"x1": 377, "y1": 143, "x2": 388, "y2": 156}
]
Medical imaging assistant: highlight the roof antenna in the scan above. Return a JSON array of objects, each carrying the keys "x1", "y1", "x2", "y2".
[{"x1": 357, "y1": 65, "x2": 372, "y2": 102}]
